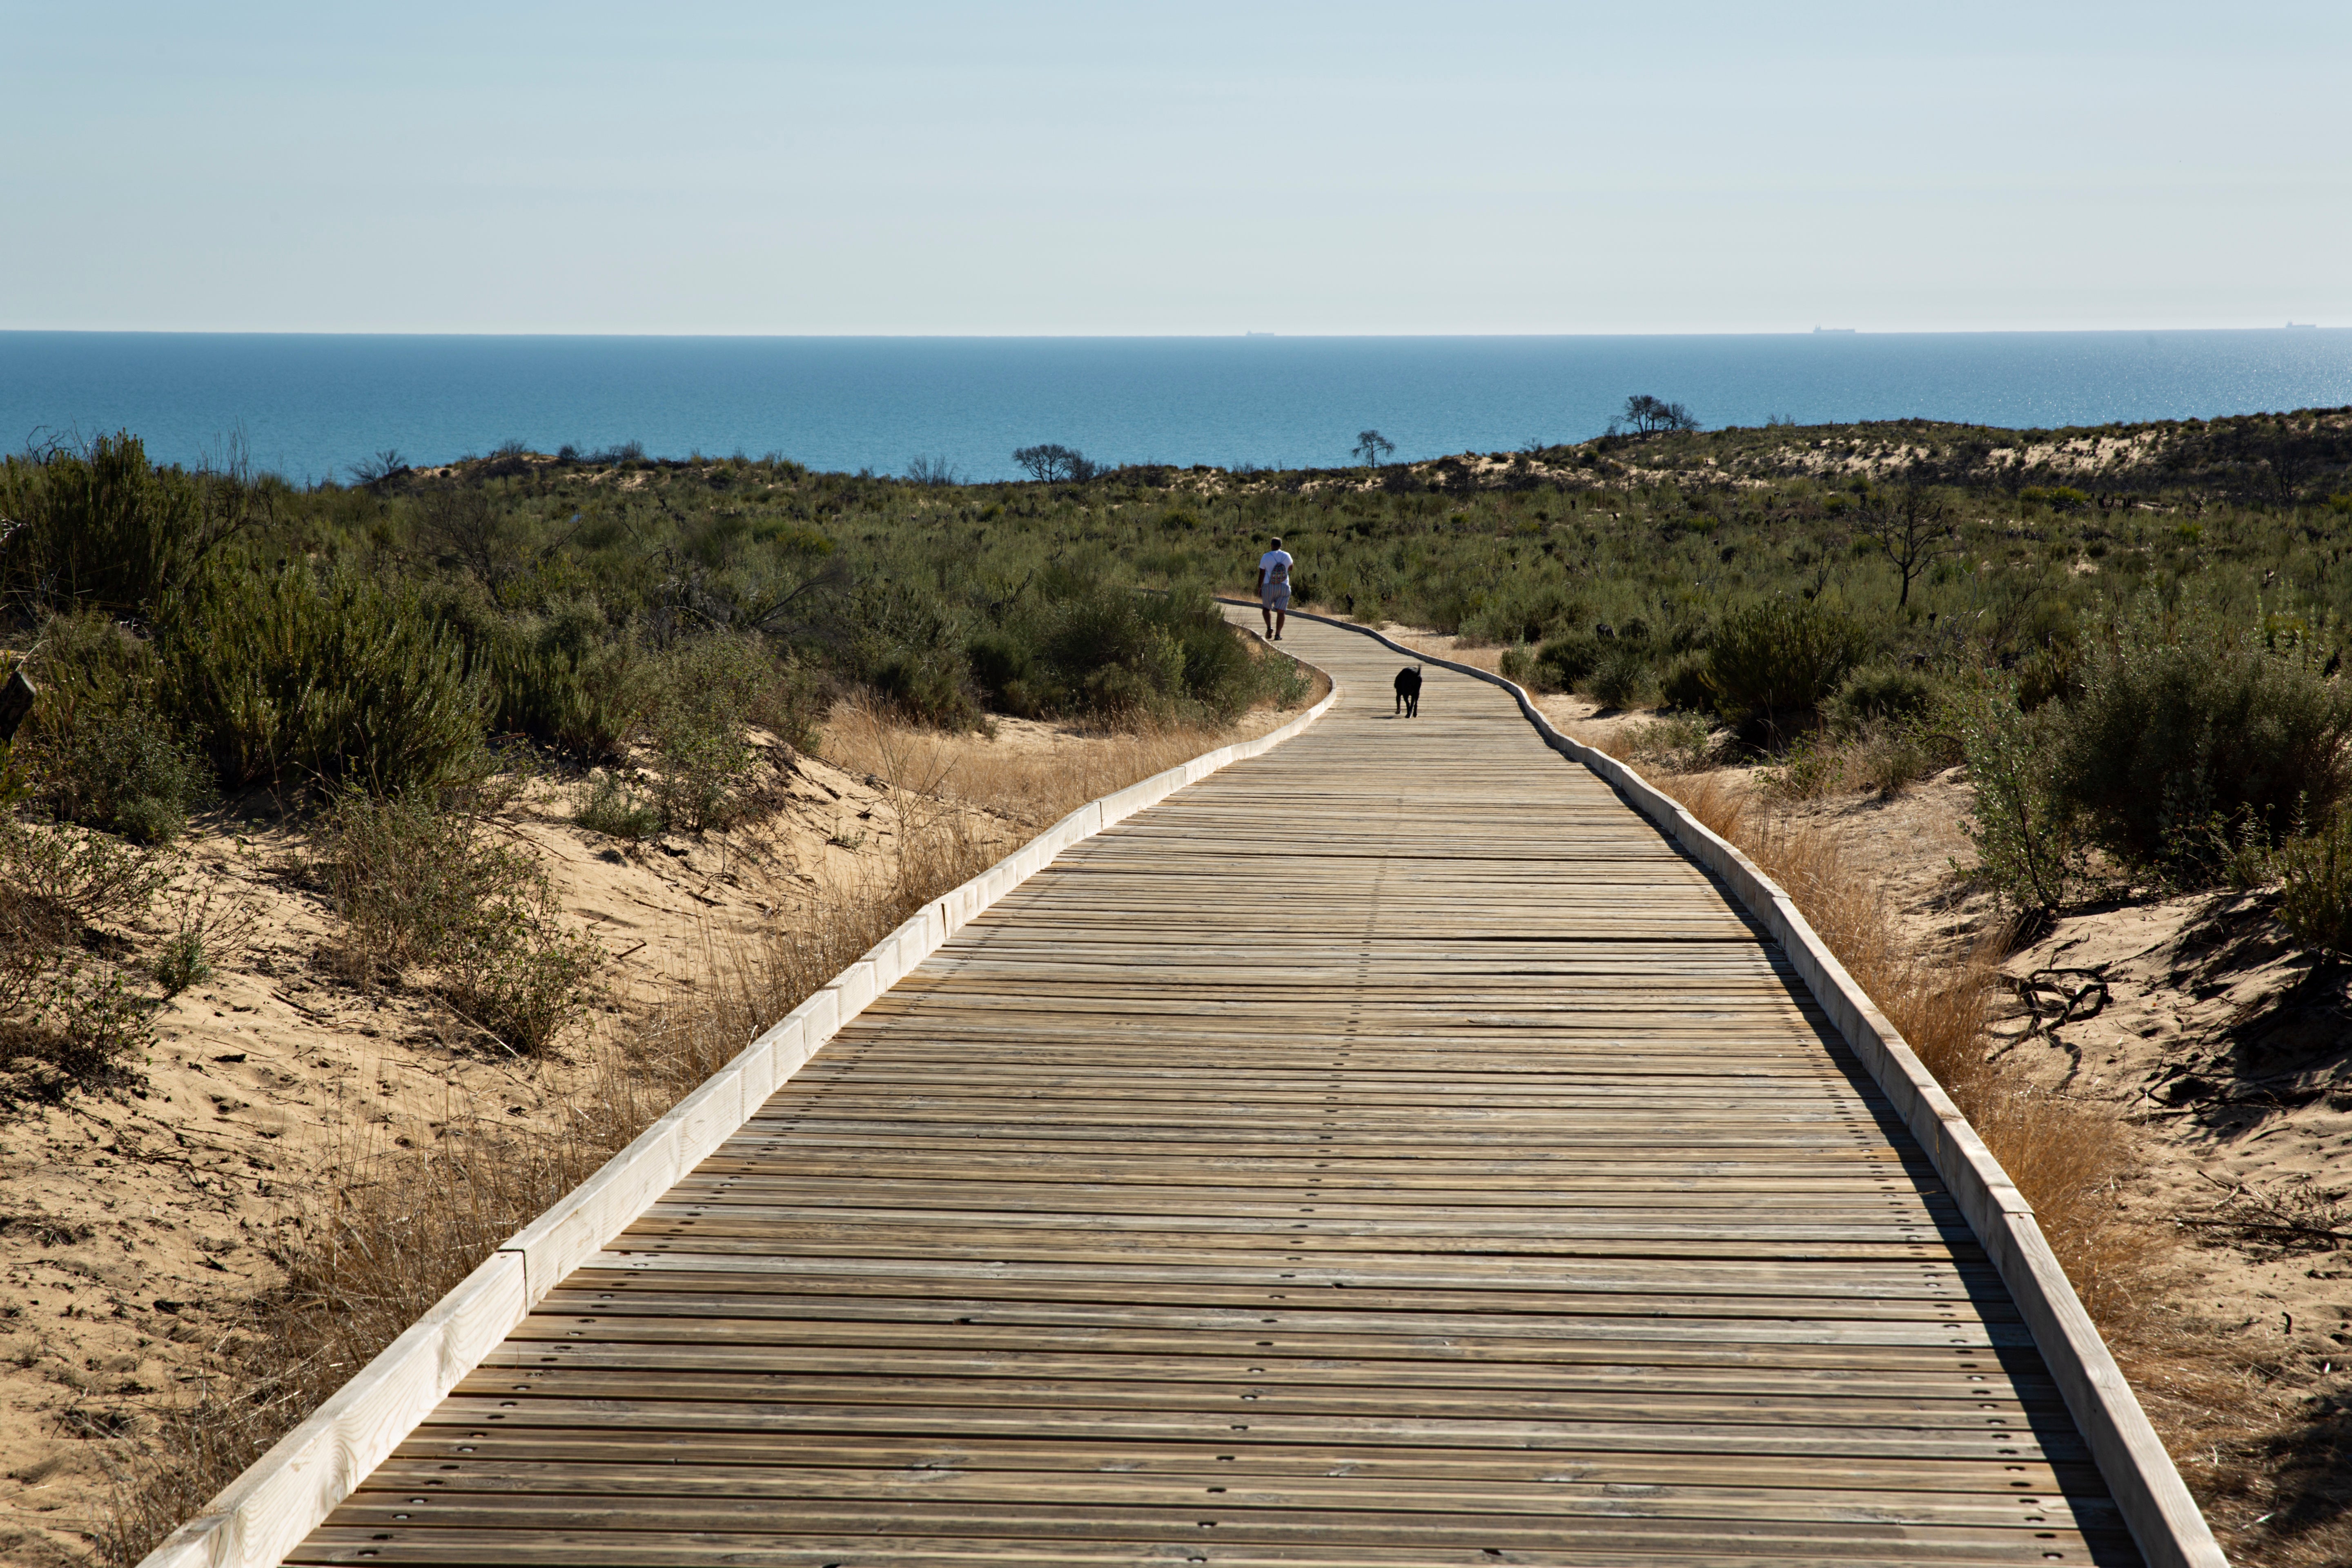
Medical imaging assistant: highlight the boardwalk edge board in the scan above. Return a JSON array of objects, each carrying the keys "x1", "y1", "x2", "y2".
[
  {"x1": 138, "y1": 675, "x2": 1341, "y2": 1568},
  {"x1": 1236, "y1": 599, "x2": 2223, "y2": 1568}
]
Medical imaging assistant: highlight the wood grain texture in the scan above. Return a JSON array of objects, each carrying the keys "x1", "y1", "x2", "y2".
[{"x1": 252, "y1": 615, "x2": 2198, "y2": 1568}]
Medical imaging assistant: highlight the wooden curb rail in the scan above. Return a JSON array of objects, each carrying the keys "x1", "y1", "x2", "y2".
[
  {"x1": 139, "y1": 673, "x2": 1341, "y2": 1568},
  {"x1": 1233, "y1": 599, "x2": 2225, "y2": 1568}
]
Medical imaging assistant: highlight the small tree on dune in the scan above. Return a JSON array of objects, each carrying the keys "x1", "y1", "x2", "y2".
[
  {"x1": 1012, "y1": 444, "x2": 1097, "y2": 483},
  {"x1": 1858, "y1": 484, "x2": 1959, "y2": 609},
  {"x1": 1619, "y1": 395, "x2": 1699, "y2": 436},
  {"x1": 1352, "y1": 429, "x2": 1395, "y2": 467}
]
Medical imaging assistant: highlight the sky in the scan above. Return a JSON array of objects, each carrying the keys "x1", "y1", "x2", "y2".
[{"x1": 3, "y1": 1, "x2": 2347, "y2": 336}]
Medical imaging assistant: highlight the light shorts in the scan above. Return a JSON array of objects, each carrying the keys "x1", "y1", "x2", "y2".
[{"x1": 1263, "y1": 586, "x2": 1291, "y2": 610}]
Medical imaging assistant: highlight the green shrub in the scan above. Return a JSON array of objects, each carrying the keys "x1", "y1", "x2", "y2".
[
  {"x1": 163, "y1": 568, "x2": 485, "y2": 797},
  {"x1": 1759, "y1": 731, "x2": 1843, "y2": 801},
  {"x1": 2014, "y1": 639, "x2": 2081, "y2": 712},
  {"x1": 0, "y1": 816, "x2": 171, "y2": 1103},
  {"x1": 1829, "y1": 666, "x2": 1943, "y2": 733},
  {"x1": 1657, "y1": 654, "x2": 1713, "y2": 712},
  {"x1": 1533, "y1": 634, "x2": 1600, "y2": 693},
  {"x1": 0, "y1": 432, "x2": 255, "y2": 614},
  {"x1": 871, "y1": 645, "x2": 982, "y2": 728},
  {"x1": 310, "y1": 790, "x2": 525, "y2": 979},
  {"x1": 1703, "y1": 599, "x2": 1873, "y2": 720},
  {"x1": 6, "y1": 964, "x2": 154, "y2": 1103},
  {"x1": 439, "y1": 904, "x2": 606, "y2": 1057},
  {"x1": 1848, "y1": 727, "x2": 1938, "y2": 795},
  {"x1": 24, "y1": 704, "x2": 214, "y2": 845},
  {"x1": 2276, "y1": 815, "x2": 2352, "y2": 954},
  {"x1": 966, "y1": 632, "x2": 1038, "y2": 715},
  {"x1": 486, "y1": 601, "x2": 649, "y2": 761},
  {"x1": 2020, "y1": 485, "x2": 2090, "y2": 512},
  {"x1": 1954, "y1": 683, "x2": 2087, "y2": 916},
  {"x1": 853, "y1": 580, "x2": 982, "y2": 728},
  {"x1": 1586, "y1": 649, "x2": 1649, "y2": 710},
  {"x1": 964, "y1": 582, "x2": 1267, "y2": 726},
  {"x1": 574, "y1": 772, "x2": 661, "y2": 840},
  {"x1": 2047, "y1": 607, "x2": 2352, "y2": 877},
  {"x1": 643, "y1": 635, "x2": 794, "y2": 831},
  {"x1": 0, "y1": 815, "x2": 169, "y2": 1012},
  {"x1": 15, "y1": 611, "x2": 214, "y2": 843}
]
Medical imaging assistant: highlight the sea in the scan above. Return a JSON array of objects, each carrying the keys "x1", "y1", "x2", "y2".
[{"x1": 3, "y1": 329, "x2": 2348, "y2": 486}]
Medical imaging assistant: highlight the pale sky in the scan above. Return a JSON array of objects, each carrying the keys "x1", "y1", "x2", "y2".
[{"x1": 4, "y1": 1, "x2": 2346, "y2": 334}]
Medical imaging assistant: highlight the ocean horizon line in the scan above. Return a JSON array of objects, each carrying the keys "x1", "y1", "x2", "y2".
[{"x1": 2, "y1": 324, "x2": 2341, "y2": 342}]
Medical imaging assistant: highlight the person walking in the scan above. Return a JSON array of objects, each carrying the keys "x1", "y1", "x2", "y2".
[{"x1": 1257, "y1": 537, "x2": 1294, "y2": 641}]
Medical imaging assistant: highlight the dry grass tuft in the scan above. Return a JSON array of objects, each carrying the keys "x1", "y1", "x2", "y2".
[
  {"x1": 1648, "y1": 770, "x2": 2162, "y2": 1334},
  {"x1": 817, "y1": 699, "x2": 1239, "y2": 828}
]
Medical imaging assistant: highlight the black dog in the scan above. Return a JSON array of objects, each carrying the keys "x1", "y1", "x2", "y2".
[{"x1": 1393, "y1": 665, "x2": 1422, "y2": 717}]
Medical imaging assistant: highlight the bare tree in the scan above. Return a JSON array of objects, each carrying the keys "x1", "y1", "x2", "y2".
[
  {"x1": 905, "y1": 454, "x2": 961, "y2": 486},
  {"x1": 1619, "y1": 395, "x2": 1700, "y2": 435},
  {"x1": 1858, "y1": 485, "x2": 1959, "y2": 608},
  {"x1": 1012, "y1": 443, "x2": 1096, "y2": 483},
  {"x1": 351, "y1": 448, "x2": 410, "y2": 485},
  {"x1": 1352, "y1": 429, "x2": 1396, "y2": 467}
]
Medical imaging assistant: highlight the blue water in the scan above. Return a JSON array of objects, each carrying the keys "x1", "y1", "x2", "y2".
[{"x1": 3, "y1": 330, "x2": 2348, "y2": 486}]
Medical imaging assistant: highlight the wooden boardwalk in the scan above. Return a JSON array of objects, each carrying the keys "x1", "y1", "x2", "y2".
[{"x1": 290, "y1": 618, "x2": 2139, "y2": 1567}]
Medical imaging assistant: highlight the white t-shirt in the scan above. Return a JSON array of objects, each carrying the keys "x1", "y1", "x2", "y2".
[{"x1": 1258, "y1": 549, "x2": 1294, "y2": 593}]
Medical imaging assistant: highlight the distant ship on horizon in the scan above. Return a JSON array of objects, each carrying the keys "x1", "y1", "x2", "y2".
[
  {"x1": 2285, "y1": 321, "x2": 2318, "y2": 330},
  {"x1": 1813, "y1": 326, "x2": 1857, "y2": 334}
]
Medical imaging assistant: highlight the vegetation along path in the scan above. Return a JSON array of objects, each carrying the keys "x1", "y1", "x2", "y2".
[{"x1": 280, "y1": 614, "x2": 2149, "y2": 1568}]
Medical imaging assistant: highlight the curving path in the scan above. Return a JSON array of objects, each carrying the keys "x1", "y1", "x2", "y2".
[{"x1": 287, "y1": 615, "x2": 2138, "y2": 1567}]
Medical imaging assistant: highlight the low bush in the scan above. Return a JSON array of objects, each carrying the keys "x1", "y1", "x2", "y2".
[
  {"x1": 1586, "y1": 648, "x2": 1649, "y2": 710},
  {"x1": 12, "y1": 611, "x2": 213, "y2": 842},
  {"x1": 0, "y1": 815, "x2": 171, "y2": 1103},
  {"x1": 24, "y1": 704, "x2": 213, "y2": 845},
  {"x1": 574, "y1": 772, "x2": 661, "y2": 840},
  {"x1": 439, "y1": 899, "x2": 605, "y2": 1057},
  {"x1": 1703, "y1": 598, "x2": 1873, "y2": 724},
  {"x1": 2047, "y1": 605, "x2": 2352, "y2": 879},
  {"x1": 0, "y1": 432, "x2": 260, "y2": 614},
  {"x1": 1829, "y1": 665, "x2": 1943, "y2": 732},
  {"x1": 1619, "y1": 714, "x2": 1714, "y2": 773},
  {"x1": 1759, "y1": 733, "x2": 1842, "y2": 802},
  {"x1": 870, "y1": 646, "x2": 980, "y2": 727},
  {"x1": 2276, "y1": 814, "x2": 2352, "y2": 954},
  {"x1": 150, "y1": 878, "x2": 256, "y2": 998},
  {"x1": 1953, "y1": 683, "x2": 2087, "y2": 916},
  {"x1": 1656, "y1": 653, "x2": 1713, "y2": 712},
  {"x1": 966, "y1": 581, "x2": 1274, "y2": 726},
  {"x1": 307, "y1": 790, "x2": 602, "y2": 1052},
  {"x1": 5, "y1": 965, "x2": 153, "y2": 1103},
  {"x1": 485, "y1": 601, "x2": 649, "y2": 762},
  {"x1": 1532, "y1": 633, "x2": 1600, "y2": 693},
  {"x1": 1847, "y1": 726, "x2": 1939, "y2": 797},
  {"x1": 644, "y1": 635, "x2": 792, "y2": 832},
  {"x1": 163, "y1": 567, "x2": 485, "y2": 798}
]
